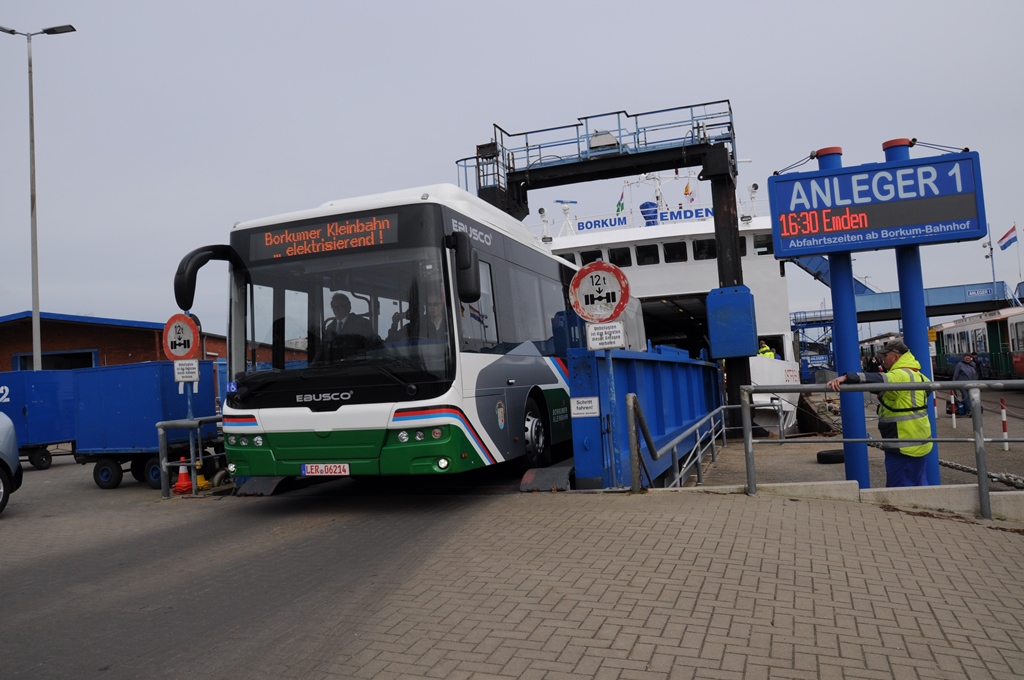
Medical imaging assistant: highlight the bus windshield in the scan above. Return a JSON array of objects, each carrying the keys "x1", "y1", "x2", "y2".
[{"x1": 227, "y1": 242, "x2": 455, "y2": 410}]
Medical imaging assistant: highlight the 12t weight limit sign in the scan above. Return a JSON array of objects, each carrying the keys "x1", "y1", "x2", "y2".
[
  {"x1": 569, "y1": 261, "x2": 630, "y2": 323},
  {"x1": 163, "y1": 314, "x2": 200, "y2": 361}
]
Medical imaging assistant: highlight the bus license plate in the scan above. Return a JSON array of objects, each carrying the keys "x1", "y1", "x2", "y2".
[{"x1": 301, "y1": 463, "x2": 350, "y2": 476}]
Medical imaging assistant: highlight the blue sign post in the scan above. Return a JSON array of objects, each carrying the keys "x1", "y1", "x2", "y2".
[{"x1": 769, "y1": 141, "x2": 987, "y2": 488}]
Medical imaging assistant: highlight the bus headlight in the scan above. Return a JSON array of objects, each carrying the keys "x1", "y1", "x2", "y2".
[
  {"x1": 227, "y1": 435, "x2": 237, "y2": 446},
  {"x1": 227, "y1": 463, "x2": 236, "y2": 473},
  {"x1": 253, "y1": 436, "x2": 263, "y2": 447},
  {"x1": 437, "y1": 458, "x2": 450, "y2": 470},
  {"x1": 240, "y1": 436, "x2": 249, "y2": 446},
  {"x1": 431, "y1": 428, "x2": 443, "y2": 440},
  {"x1": 397, "y1": 431, "x2": 409, "y2": 443},
  {"x1": 414, "y1": 430, "x2": 425, "y2": 441}
]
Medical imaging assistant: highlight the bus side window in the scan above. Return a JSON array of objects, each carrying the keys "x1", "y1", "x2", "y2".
[{"x1": 460, "y1": 260, "x2": 497, "y2": 352}]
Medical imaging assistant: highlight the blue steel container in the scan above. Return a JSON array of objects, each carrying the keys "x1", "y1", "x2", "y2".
[
  {"x1": 569, "y1": 346, "x2": 722, "y2": 489},
  {"x1": 74, "y1": 361, "x2": 218, "y2": 454},
  {"x1": 0, "y1": 370, "x2": 77, "y2": 449}
]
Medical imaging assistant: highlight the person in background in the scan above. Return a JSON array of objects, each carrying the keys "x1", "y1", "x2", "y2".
[
  {"x1": 826, "y1": 340, "x2": 932, "y2": 487},
  {"x1": 951, "y1": 353, "x2": 978, "y2": 413},
  {"x1": 758, "y1": 340, "x2": 775, "y2": 359},
  {"x1": 971, "y1": 352, "x2": 991, "y2": 380},
  {"x1": 864, "y1": 355, "x2": 883, "y2": 373}
]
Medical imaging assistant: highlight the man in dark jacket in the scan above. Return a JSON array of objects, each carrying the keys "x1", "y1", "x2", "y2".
[
  {"x1": 951, "y1": 354, "x2": 978, "y2": 413},
  {"x1": 314, "y1": 293, "x2": 381, "y2": 363}
]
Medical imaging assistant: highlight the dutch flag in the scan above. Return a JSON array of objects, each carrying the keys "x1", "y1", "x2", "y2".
[{"x1": 998, "y1": 225, "x2": 1017, "y2": 251}]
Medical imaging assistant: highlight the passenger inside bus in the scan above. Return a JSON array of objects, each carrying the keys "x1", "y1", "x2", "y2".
[
  {"x1": 313, "y1": 292, "x2": 381, "y2": 363},
  {"x1": 386, "y1": 292, "x2": 448, "y2": 345},
  {"x1": 418, "y1": 294, "x2": 448, "y2": 342}
]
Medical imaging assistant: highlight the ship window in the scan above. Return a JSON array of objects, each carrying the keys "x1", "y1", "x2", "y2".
[
  {"x1": 755, "y1": 234, "x2": 774, "y2": 256},
  {"x1": 580, "y1": 250, "x2": 602, "y2": 265},
  {"x1": 664, "y1": 241, "x2": 688, "y2": 263},
  {"x1": 608, "y1": 247, "x2": 632, "y2": 267},
  {"x1": 560, "y1": 253, "x2": 576, "y2": 264},
  {"x1": 636, "y1": 244, "x2": 660, "y2": 266},
  {"x1": 693, "y1": 238, "x2": 717, "y2": 260},
  {"x1": 738, "y1": 236, "x2": 747, "y2": 257}
]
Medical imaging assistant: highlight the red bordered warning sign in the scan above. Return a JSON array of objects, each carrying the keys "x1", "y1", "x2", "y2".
[
  {"x1": 163, "y1": 314, "x2": 200, "y2": 361},
  {"x1": 568, "y1": 261, "x2": 631, "y2": 323}
]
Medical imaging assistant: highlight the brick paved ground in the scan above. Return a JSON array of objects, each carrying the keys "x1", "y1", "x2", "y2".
[
  {"x1": 282, "y1": 491, "x2": 1024, "y2": 680},
  {"x1": 4, "y1": 452, "x2": 1024, "y2": 679}
]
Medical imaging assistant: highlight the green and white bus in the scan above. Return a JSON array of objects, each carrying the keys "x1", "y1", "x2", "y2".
[{"x1": 175, "y1": 184, "x2": 579, "y2": 480}]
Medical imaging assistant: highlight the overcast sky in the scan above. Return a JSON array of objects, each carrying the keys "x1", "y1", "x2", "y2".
[{"x1": 1, "y1": 1, "x2": 1021, "y2": 337}]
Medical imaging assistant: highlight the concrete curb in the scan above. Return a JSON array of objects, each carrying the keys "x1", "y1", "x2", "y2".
[{"x1": 657, "y1": 480, "x2": 1024, "y2": 523}]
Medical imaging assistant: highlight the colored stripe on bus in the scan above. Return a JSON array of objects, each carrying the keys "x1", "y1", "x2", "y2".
[
  {"x1": 549, "y1": 357, "x2": 569, "y2": 384},
  {"x1": 393, "y1": 406, "x2": 497, "y2": 465},
  {"x1": 223, "y1": 415, "x2": 259, "y2": 429}
]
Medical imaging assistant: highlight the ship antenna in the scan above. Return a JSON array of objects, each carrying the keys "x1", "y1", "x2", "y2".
[{"x1": 555, "y1": 199, "x2": 577, "y2": 237}]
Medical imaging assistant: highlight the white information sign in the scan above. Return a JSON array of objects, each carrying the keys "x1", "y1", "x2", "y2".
[
  {"x1": 571, "y1": 396, "x2": 600, "y2": 418},
  {"x1": 586, "y1": 321, "x2": 626, "y2": 351},
  {"x1": 174, "y1": 359, "x2": 200, "y2": 383}
]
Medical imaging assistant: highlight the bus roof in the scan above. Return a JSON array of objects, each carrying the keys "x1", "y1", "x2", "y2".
[{"x1": 233, "y1": 183, "x2": 552, "y2": 257}]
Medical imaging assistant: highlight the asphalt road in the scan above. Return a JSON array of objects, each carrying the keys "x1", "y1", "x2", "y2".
[{"x1": 0, "y1": 457, "x2": 522, "y2": 679}]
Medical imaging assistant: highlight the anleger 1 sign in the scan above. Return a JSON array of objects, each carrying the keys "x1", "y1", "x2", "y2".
[{"x1": 768, "y1": 151, "x2": 986, "y2": 258}]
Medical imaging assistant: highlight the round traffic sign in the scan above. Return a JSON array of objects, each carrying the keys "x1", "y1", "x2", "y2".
[
  {"x1": 569, "y1": 261, "x2": 631, "y2": 323},
  {"x1": 163, "y1": 314, "x2": 200, "y2": 361}
]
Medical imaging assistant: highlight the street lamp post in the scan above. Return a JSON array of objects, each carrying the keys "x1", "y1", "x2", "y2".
[{"x1": 0, "y1": 23, "x2": 76, "y2": 371}]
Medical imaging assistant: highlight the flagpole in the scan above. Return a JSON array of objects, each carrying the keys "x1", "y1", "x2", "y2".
[
  {"x1": 1016, "y1": 223, "x2": 1021, "y2": 282},
  {"x1": 989, "y1": 225, "x2": 997, "y2": 302}
]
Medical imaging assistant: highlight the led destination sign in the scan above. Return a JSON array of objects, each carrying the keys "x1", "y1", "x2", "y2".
[
  {"x1": 248, "y1": 213, "x2": 398, "y2": 262},
  {"x1": 768, "y1": 152, "x2": 986, "y2": 258}
]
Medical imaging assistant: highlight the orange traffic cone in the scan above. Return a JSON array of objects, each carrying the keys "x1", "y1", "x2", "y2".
[{"x1": 173, "y1": 456, "x2": 192, "y2": 495}]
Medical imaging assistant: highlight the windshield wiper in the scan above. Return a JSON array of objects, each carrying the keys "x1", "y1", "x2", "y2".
[{"x1": 369, "y1": 361, "x2": 419, "y2": 396}]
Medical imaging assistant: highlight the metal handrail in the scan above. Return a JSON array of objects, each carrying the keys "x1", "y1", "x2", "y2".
[
  {"x1": 157, "y1": 414, "x2": 223, "y2": 500},
  {"x1": 626, "y1": 395, "x2": 733, "y2": 491},
  {"x1": 740, "y1": 380, "x2": 1024, "y2": 519}
]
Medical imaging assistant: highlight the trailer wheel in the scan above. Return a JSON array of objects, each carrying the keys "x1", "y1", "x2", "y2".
[
  {"x1": 93, "y1": 459, "x2": 124, "y2": 489},
  {"x1": 144, "y1": 457, "x2": 163, "y2": 490},
  {"x1": 28, "y1": 448, "x2": 52, "y2": 470},
  {"x1": 129, "y1": 458, "x2": 146, "y2": 483}
]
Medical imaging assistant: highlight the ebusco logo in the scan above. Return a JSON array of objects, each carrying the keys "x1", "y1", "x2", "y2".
[
  {"x1": 451, "y1": 218, "x2": 493, "y2": 246},
  {"x1": 296, "y1": 391, "x2": 353, "y2": 403}
]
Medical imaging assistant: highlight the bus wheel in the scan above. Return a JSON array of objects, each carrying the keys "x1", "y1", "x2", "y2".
[
  {"x1": 93, "y1": 459, "x2": 124, "y2": 489},
  {"x1": 524, "y1": 398, "x2": 551, "y2": 469}
]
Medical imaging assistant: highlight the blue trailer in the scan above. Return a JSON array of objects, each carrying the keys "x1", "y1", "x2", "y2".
[
  {"x1": 0, "y1": 370, "x2": 77, "y2": 470},
  {"x1": 72, "y1": 361, "x2": 222, "y2": 489}
]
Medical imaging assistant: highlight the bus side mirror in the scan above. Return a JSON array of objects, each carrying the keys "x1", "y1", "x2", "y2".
[
  {"x1": 448, "y1": 232, "x2": 481, "y2": 303},
  {"x1": 174, "y1": 244, "x2": 239, "y2": 311}
]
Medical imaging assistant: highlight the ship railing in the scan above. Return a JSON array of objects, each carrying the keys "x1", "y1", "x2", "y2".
[{"x1": 456, "y1": 101, "x2": 735, "y2": 194}]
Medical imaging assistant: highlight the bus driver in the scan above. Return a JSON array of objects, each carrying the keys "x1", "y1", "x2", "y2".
[{"x1": 314, "y1": 292, "x2": 381, "y2": 362}]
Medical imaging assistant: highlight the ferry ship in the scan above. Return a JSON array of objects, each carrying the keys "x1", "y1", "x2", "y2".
[{"x1": 530, "y1": 174, "x2": 801, "y2": 434}]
